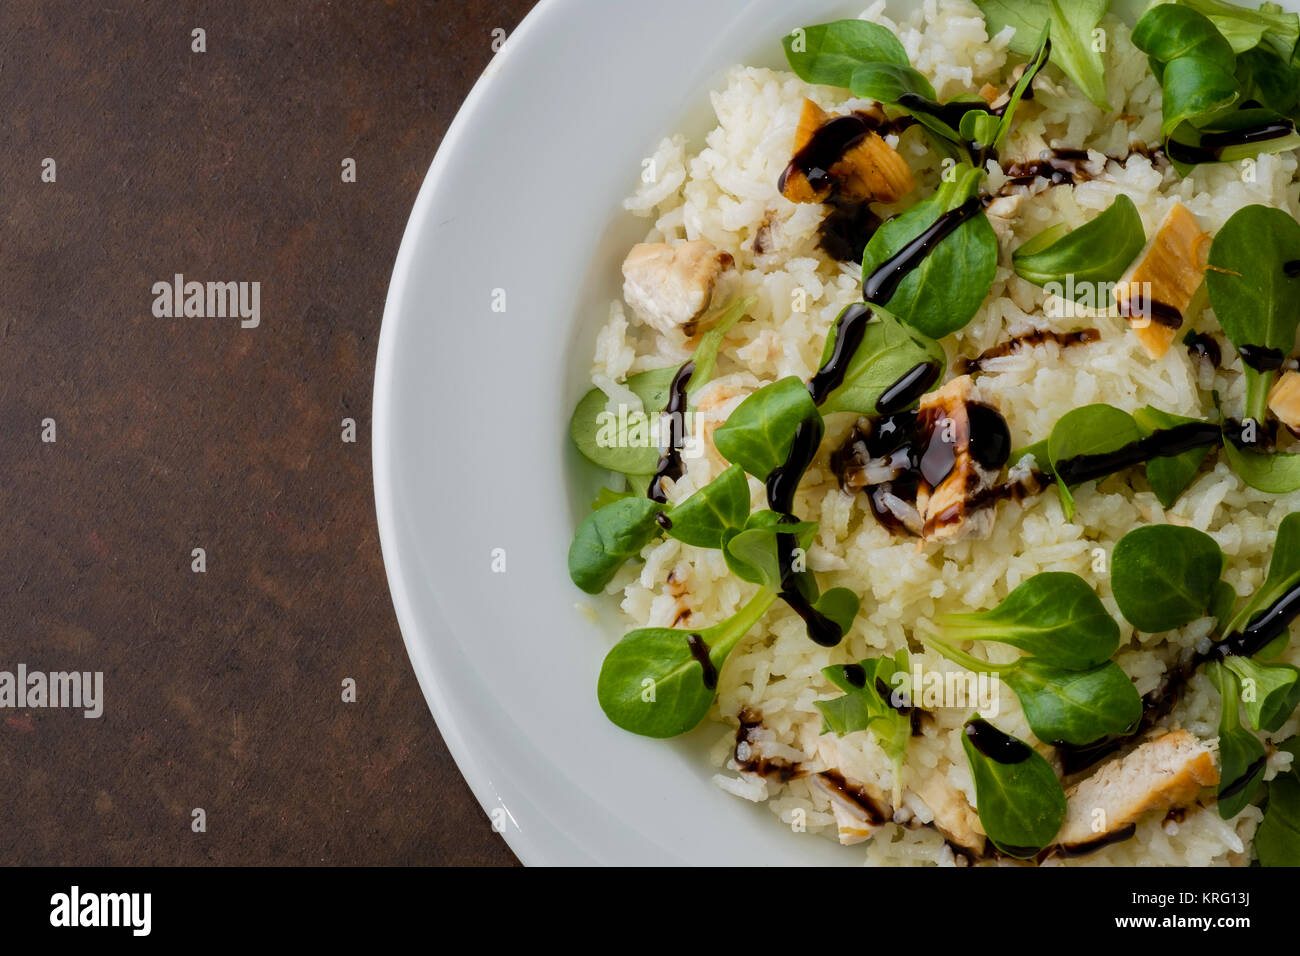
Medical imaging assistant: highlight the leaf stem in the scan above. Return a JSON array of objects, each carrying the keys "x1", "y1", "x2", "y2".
[
  {"x1": 707, "y1": 588, "x2": 779, "y2": 663},
  {"x1": 1244, "y1": 368, "x2": 1276, "y2": 432},
  {"x1": 915, "y1": 627, "x2": 1016, "y2": 674}
]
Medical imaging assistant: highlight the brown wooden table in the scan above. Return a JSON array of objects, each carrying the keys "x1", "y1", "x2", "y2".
[{"x1": 0, "y1": 0, "x2": 528, "y2": 865}]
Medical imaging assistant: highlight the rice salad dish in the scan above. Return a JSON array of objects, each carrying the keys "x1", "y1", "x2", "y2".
[{"x1": 566, "y1": 0, "x2": 1300, "y2": 866}]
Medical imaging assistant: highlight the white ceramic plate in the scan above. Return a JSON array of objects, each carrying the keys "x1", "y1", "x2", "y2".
[{"x1": 374, "y1": 0, "x2": 882, "y2": 865}]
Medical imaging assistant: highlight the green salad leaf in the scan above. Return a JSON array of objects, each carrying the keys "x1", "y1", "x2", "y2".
[
  {"x1": 713, "y1": 377, "x2": 819, "y2": 481},
  {"x1": 597, "y1": 589, "x2": 777, "y2": 738},
  {"x1": 1003, "y1": 660, "x2": 1142, "y2": 747},
  {"x1": 817, "y1": 652, "x2": 912, "y2": 803},
  {"x1": 975, "y1": 0, "x2": 1110, "y2": 108},
  {"x1": 1223, "y1": 655, "x2": 1300, "y2": 732},
  {"x1": 1178, "y1": 0, "x2": 1300, "y2": 58},
  {"x1": 961, "y1": 717, "x2": 1067, "y2": 858},
  {"x1": 1210, "y1": 662, "x2": 1269, "y2": 819},
  {"x1": 1111, "y1": 525, "x2": 1224, "y2": 632},
  {"x1": 931, "y1": 572, "x2": 1120, "y2": 671},
  {"x1": 663, "y1": 464, "x2": 751, "y2": 550},
  {"x1": 1133, "y1": 406, "x2": 1215, "y2": 508},
  {"x1": 781, "y1": 19, "x2": 911, "y2": 87},
  {"x1": 817, "y1": 307, "x2": 946, "y2": 416},
  {"x1": 1223, "y1": 441, "x2": 1300, "y2": 493},
  {"x1": 569, "y1": 367, "x2": 677, "y2": 477},
  {"x1": 1258, "y1": 739, "x2": 1300, "y2": 866},
  {"x1": 722, "y1": 510, "x2": 817, "y2": 588},
  {"x1": 568, "y1": 497, "x2": 664, "y2": 594},
  {"x1": 1226, "y1": 512, "x2": 1300, "y2": 638},
  {"x1": 1207, "y1": 205, "x2": 1300, "y2": 434},
  {"x1": 1012, "y1": 195, "x2": 1146, "y2": 296},
  {"x1": 1046, "y1": 404, "x2": 1144, "y2": 519},
  {"x1": 568, "y1": 297, "x2": 754, "y2": 479},
  {"x1": 860, "y1": 164, "x2": 997, "y2": 338}
]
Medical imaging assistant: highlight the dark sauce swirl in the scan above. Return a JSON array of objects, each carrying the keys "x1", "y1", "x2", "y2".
[
  {"x1": 877, "y1": 361, "x2": 943, "y2": 415},
  {"x1": 1239, "y1": 344, "x2": 1287, "y2": 373},
  {"x1": 686, "y1": 634, "x2": 717, "y2": 690},
  {"x1": 1051, "y1": 422, "x2": 1222, "y2": 487},
  {"x1": 965, "y1": 718, "x2": 1033, "y2": 763},
  {"x1": 1056, "y1": 823, "x2": 1138, "y2": 858},
  {"x1": 1167, "y1": 119, "x2": 1295, "y2": 166},
  {"x1": 1184, "y1": 330, "x2": 1222, "y2": 369},
  {"x1": 863, "y1": 196, "x2": 987, "y2": 305},
  {"x1": 958, "y1": 328, "x2": 1100, "y2": 375},
  {"x1": 768, "y1": 417, "x2": 844, "y2": 648},
  {"x1": 647, "y1": 361, "x2": 695, "y2": 503}
]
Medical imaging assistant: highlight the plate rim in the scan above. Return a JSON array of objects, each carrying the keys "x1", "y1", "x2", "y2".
[{"x1": 371, "y1": 0, "x2": 566, "y2": 867}]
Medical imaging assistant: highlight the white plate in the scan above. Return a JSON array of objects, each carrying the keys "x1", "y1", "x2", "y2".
[{"x1": 373, "y1": 0, "x2": 1163, "y2": 865}]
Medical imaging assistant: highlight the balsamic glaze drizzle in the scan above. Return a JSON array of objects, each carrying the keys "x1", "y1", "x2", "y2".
[
  {"x1": 818, "y1": 770, "x2": 891, "y2": 824},
  {"x1": 771, "y1": 190, "x2": 988, "y2": 644},
  {"x1": 819, "y1": 199, "x2": 884, "y2": 263},
  {"x1": 1000, "y1": 147, "x2": 1093, "y2": 188},
  {"x1": 1184, "y1": 330, "x2": 1222, "y2": 369},
  {"x1": 863, "y1": 197, "x2": 988, "y2": 305},
  {"x1": 1051, "y1": 422, "x2": 1223, "y2": 487},
  {"x1": 958, "y1": 328, "x2": 1101, "y2": 374},
  {"x1": 808, "y1": 304, "x2": 874, "y2": 405},
  {"x1": 877, "y1": 361, "x2": 943, "y2": 415},
  {"x1": 1057, "y1": 823, "x2": 1138, "y2": 858},
  {"x1": 686, "y1": 634, "x2": 718, "y2": 690},
  {"x1": 964, "y1": 718, "x2": 1033, "y2": 763},
  {"x1": 1239, "y1": 344, "x2": 1287, "y2": 373},
  {"x1": 1167, "y1": 120, "x2": 1296, "y2": 166},
  {"x1": 1206, "y1": 580, "x2": 1300, "y2": 662},
  {"x1": 779, "y1": 112, "x2": 875, "y2": 196},
  {"x1": 1118, "y1": 289, "x2": 1186, "y2": 329},
  {"x1": 766, "y1": 418, "x2": 823, "y2": 515},
  {"x1": 648, "y1": 361, "x2": 695, "y2": 503},
  {"x1": 768, "y1": 417, "x2": 844, "y2": 648},
  {"x1": 1219, "y1": 754, "x2": 1269, "y2": 801},
  {"x1": 896, "y1": 92, "x2": 997, "y2": 132}
]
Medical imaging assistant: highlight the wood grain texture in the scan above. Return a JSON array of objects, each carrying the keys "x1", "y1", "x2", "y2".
[{"x1": 0, "y1": 0, "x2": 531, "y2": 865}]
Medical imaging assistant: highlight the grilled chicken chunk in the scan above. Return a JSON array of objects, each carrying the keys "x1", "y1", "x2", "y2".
[
  {"x1": 1114, "y1": 203, "x2": 1210, "y2": 359},
  {"x1": 911, "y1": 771, "x2": 987, "y2": 855},
  {"x1": 781, "y1": 99, "x2": 915, "y2": 205},
  {"x1": 621, "y1": 240, "x2": 736, "y2": 336},
  {"x1": 1056, "y1": 730, "x2": 1218, "y2": 850},
  {"x1": 1269, "y1": 370, "x2": 1300, "y2": 437},
  {"x1": 915, "y1": 376, "x2": 1009, "y2": 542},
  {"x1": 811, "y1": 772, "x2": 891, "y2": 846}
]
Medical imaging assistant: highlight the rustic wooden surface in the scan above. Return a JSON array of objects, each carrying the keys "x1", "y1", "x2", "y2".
[{"x1": 0, "y1": 0, "x2": 528, "y2": 865}]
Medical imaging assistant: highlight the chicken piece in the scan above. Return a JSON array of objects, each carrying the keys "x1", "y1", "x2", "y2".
[
  {"x1": 621, "y1": 240, "x2": 736, "y2": 336},
  {"x1": 811, "y1": 771, "x2": 891, "y2": 846},
  {"x1": 1269, "y1": 370, "x2": 1300, "y2": 437},
  {"x1": 1056, "y1": 730, "x2": 1218, "y2": 850},
  {"x1": 985, "y1": 193, "x2": 1024, "y2": 245},
  {"x1": 1114, "y1": 203, "x2": 1210, "y2": 359},
  {"x1": 914, "y1": 376, "x2": 1009, "y2": 543},
  {"x1": 911, "y1": 771, "x2": 987, "y2": 855},
  {"x1": 781, "y1": 99, "x2": 914, "y2": 205}
]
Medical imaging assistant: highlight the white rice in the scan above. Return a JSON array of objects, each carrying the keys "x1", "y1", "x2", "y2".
[{"x1": 589, "y1": 0, "x2": 1300, "y2": 865}]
